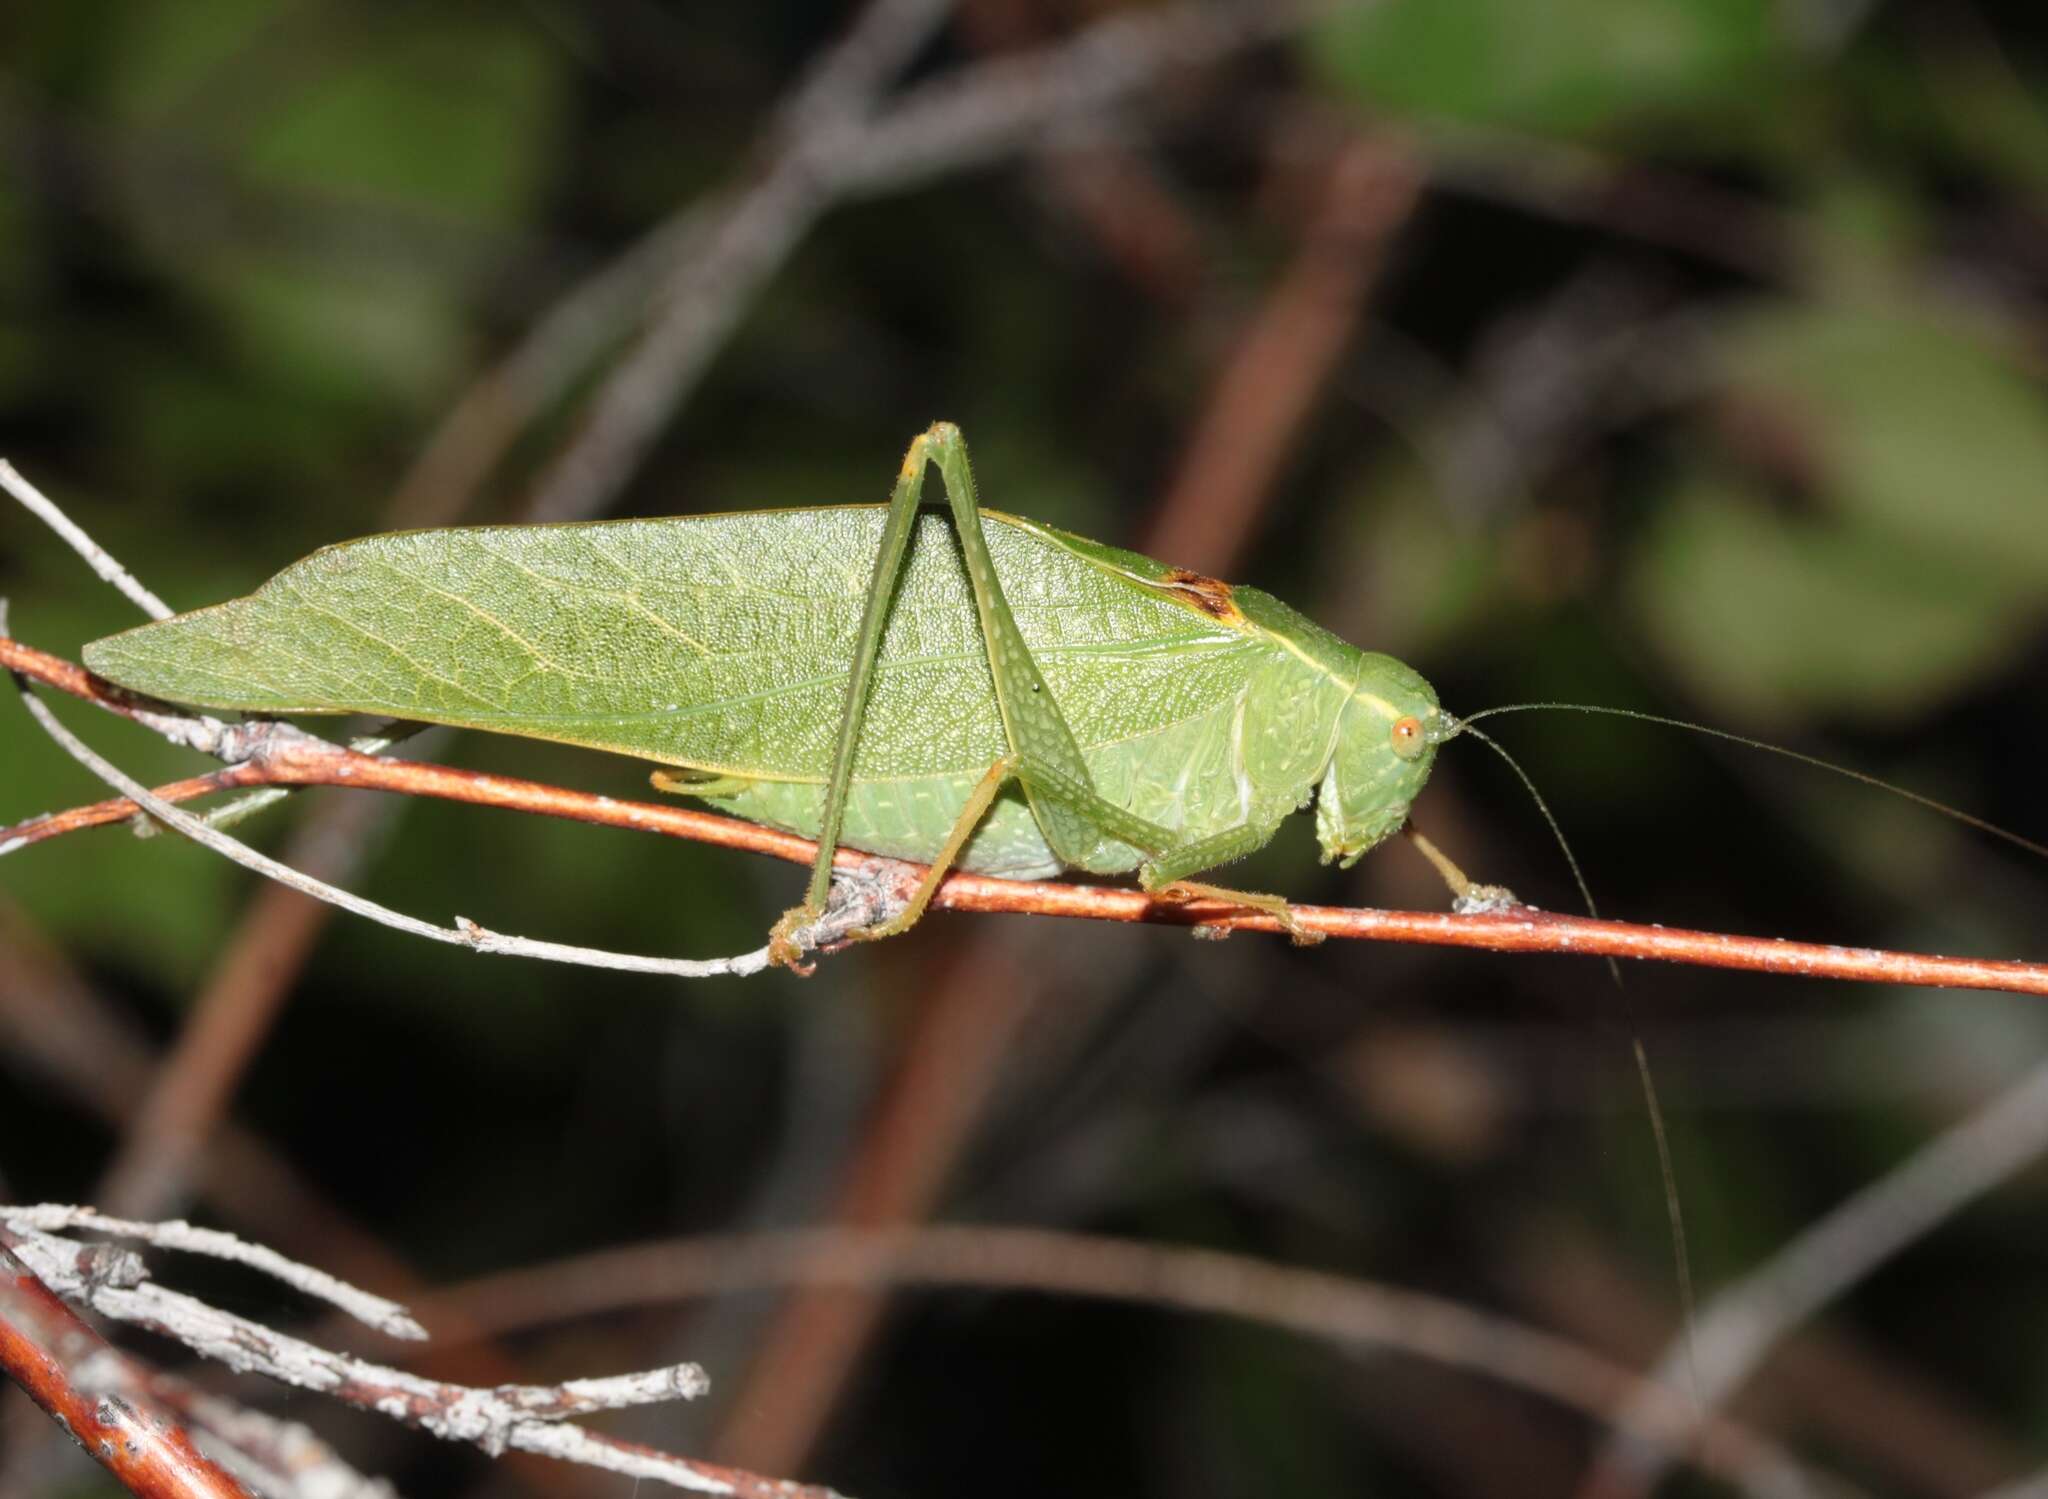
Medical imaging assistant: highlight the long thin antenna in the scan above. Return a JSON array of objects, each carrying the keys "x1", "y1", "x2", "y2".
[
  {"x1": 1453, "y1": 719, "x2": 1702, "y2": 1407},
  {"x1": 1459, "y1": 701, "x2": 2048, "y2": 863}
]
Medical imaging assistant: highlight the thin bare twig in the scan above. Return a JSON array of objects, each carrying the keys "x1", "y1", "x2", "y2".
[
  {"x1": 412, "y1": 1224, "x2": 1834, "y2": 1499},
  {"x1": 6, "y1": 1214, "x2": 842, "y2": 1499},
  {"x1": 1, "y1": 1206, "x2": 423, "y2": 1340},
  {"x1": 8, "y1": 672, "x2": 774, "y2": 979},
  {"x1": 0, "y1": 460, "x2": 172, "y2": 620},
  {"x1": 837, "y1": 0, "x2": 1332, "y2": 196},
  {"x1": 1582, "y1": 1055, "x2": 2048, "y2": 1499},
  {"x1": 6, "y1": 631, "x2": 2048, "y2": 996},
  {"x1": 0, "y1": 1227, "x2": 256, "y2": 1499}
]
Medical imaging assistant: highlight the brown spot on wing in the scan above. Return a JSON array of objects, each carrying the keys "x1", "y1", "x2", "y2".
[{"x1": 1160, "y1": 568, "x2": 1242, "y2": 622}]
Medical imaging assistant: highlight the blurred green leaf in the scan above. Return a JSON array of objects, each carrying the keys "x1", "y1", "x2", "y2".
[
  {"x1": 1311, "y1": 0, "x2": 1780, "y2": 134},
  {"x1": 1631, "y1": 299, "x2": 2048, "y2": 722},
  {"x1": 102, "y1": 8, "x2": 563, "y2": 421},
  {"x1": 95, "y1": 0, "x2": 284, "y2": 120},
  {"x1": 238, "y1": 18, "x2": 559, "y2": 223},
  {"x1": 1720, "y1": 303, "x2": 2048, "y2": 591},
  {"x1": 1629, "y1": 474, "x2": 2030, "y2": 722}
]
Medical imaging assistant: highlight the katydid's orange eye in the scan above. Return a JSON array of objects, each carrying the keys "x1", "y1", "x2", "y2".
[{"x1": 1390, "y1": 715, "x2": 1424, "y2": 761}]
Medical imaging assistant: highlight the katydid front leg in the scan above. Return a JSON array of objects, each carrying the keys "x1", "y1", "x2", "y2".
[{"x1": 771, "y1": 422, "x2": 1310, "y2": 966}]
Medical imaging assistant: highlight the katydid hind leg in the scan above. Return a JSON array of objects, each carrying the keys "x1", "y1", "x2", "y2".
[
  {"x1": 1131, "y1": 823, "x2": 1323, "y2": 944},
  {"x1": 915, "y1": 422, "x2": 1112, "y2": 869},
  {"x1": 770, "y1": 420, "x2": 1120, "y2": 963}
]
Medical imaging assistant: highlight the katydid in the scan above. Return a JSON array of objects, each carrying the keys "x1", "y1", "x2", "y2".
[
  {"x1": 76, "y1": 419, "x2": 2048, "y2": 1409},
  {"x1": 83, "y1": 422, "x2": 1454, "y2": 961},
  {"x1": 80, "y1": 420, "x2": 2048, "y2": 961}
]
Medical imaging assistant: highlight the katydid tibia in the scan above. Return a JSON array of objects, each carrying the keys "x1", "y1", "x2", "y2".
[{"x1": 83, "y1": 422, "x2": 1455, "y2": 963}]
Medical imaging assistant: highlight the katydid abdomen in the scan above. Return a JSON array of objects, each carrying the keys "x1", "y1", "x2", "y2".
[{"x1": 83, "y1": 502, "x2": 1445, "y2": 883}]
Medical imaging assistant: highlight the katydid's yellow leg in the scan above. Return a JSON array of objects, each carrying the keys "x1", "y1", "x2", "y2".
[
  {"x1": 985, "y1": 759, "x2": 1318, "y2": 941},
  {"x1": 1401, "y1": 824, "x2": 1518, "y2": 909},
  {"x1": 846, "y1": 756, "x2": 1019, "y2": 944},
  {"x1": 1134, "y1": 823, "x2": 1322, "y2": 945}
]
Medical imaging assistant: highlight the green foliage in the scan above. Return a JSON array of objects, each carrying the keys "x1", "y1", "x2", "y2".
[
  {"x1": 1631, "y1": 303, "x2": 2048, "y2": 721},
  {"x1": 1313, "y1": 0, "x2": 1781, "y2": 134}
]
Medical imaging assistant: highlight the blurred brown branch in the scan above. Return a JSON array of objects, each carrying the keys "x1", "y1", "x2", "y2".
[
  {"x1": 405, "y1": 1223, "x2": 1821, "y2": 1499},
  {"x1": 7, "y1": 630, "x2": 2047, "y2": 996}
]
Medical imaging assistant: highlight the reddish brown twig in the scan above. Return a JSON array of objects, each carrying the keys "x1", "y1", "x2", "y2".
[
  {"x1": 0, "y1": 1229, "x2": 255, "y2": 1499},
  {"x1": 7, "y1": 631, "x2": 2048, "y2": 995}
]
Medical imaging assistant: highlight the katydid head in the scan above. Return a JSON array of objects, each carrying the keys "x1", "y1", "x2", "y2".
[{"x1": 1314, "y1": 652, "x2": 1446, "y2": 868}]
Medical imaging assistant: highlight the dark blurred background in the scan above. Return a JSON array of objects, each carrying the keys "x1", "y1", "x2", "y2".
[{"x1": 5, "y1": 2, "x2": 2048, "y2": 1496}]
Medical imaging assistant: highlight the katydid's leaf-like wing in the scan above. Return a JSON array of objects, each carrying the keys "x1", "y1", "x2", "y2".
[{"x1": 84, "y1": 510, "x2": 1269, "y2": 781}]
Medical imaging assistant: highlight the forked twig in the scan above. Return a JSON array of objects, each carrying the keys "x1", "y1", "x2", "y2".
[
  {"x1": 8, "y1": 678, "x2": 774, "y2": 980},
  {"x1": 1, "y1": 1212, "x2": 845, "y2": 1499},
  {"x1": 3, "y1": 1205, "x2": 423, "y2": 1339}
]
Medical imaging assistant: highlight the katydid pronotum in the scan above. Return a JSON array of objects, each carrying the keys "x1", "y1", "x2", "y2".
[{"x1": 84, "y1": 421, "x2": 1471, "y2": 963}]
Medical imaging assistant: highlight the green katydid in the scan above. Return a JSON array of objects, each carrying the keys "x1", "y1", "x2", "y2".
[
  {"x1": 82, "y1": 422, "x2": 1458, "y2": 962},
  {"x1": 80, "y1": 420, "x2": 2048, "y2": 965},
  {"x1": 75, "y1": 418, "x2": 2048, "y2": 1401}
]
